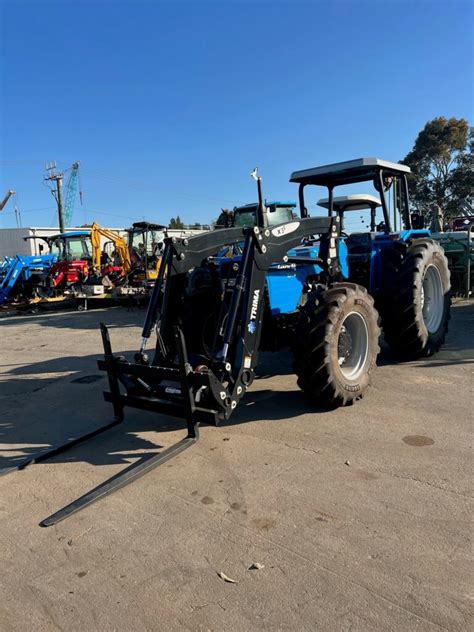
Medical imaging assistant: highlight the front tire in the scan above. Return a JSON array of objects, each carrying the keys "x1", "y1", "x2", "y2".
[
  {"x1": 382, "y1": 238, "x2": 451, "y2": 359},
  {"x1": 293, "y1": 283, "x2": 380, "y2": 407}
]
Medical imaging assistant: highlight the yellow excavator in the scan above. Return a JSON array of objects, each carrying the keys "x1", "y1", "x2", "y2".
[
  {"x1": 128, "y1": 221, "x2": 166, "y2": 283},
  {"x1": 89, "y1": 222, "x2": 131, "y2": 279},
  {"x1": 89, "y1": 222, "x2": 165, "y2": 286}
]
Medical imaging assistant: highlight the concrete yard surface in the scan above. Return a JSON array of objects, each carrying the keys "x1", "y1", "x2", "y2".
[{"x1": 0, "y1": 302, "x2": 472, "y2": 631}]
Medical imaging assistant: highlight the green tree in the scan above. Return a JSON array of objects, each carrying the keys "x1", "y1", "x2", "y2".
[
  {"x1": 402, "y1": 117, "x2": 473, "y2": 221},
  {"x1": 168, "y1": 215, "x2": 185, "y2": 229}
]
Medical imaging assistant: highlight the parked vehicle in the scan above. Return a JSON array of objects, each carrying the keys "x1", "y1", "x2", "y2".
[{"x1": 7, "y1": 159, "x2": 453, "y2": 527}]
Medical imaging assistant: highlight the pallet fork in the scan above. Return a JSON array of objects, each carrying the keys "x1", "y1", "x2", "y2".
[{"x1": 2, "y1": 176, "x2": 341, "y2": 527}]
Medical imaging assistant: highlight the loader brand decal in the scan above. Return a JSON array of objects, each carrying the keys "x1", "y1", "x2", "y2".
[
  {"x1": 271, "y1": 221, "x2": 300, "y2": 238},
  {"x1": 250, "y1": 289, "x2": 260, "y2": 320},
  {"x1": 274, "y1": 263, "x2": 296, "y2": 270},
  {"x1": 248, "y1": 289, "x2": 260, "y2": 333}
]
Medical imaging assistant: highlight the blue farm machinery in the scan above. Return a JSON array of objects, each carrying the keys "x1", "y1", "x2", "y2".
[
  {"x1": 1, "y1": 158, "x2": 452, "y2": 527},
  {"x1": 0, "y1": 253, "x2": 58, "y2": 305}
]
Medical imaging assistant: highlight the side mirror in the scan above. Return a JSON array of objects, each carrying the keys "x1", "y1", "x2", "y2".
[{"x1": 374, "y1": 175, "x2": 394, "y2": 192}]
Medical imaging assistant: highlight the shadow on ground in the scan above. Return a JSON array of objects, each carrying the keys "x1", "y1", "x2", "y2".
[
  {"x1": 0, "y1": 388, "x2": 317, "y2": 464},
  {"x1": 0, "y1": 344, "x2": 321, "y2": 474},
  {"x1": 0, "y1": 301, "x2": 472, "y2": 476},
  {"x1": 0, "y1": 305, "x2": 144, "y2": 331}
]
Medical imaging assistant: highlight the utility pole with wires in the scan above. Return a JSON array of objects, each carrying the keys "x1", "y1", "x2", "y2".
[
  {"x1": 44, "y1": 162, "x2": 65, "y2": 233},
  {"x1": 13, "y1": 199, "x2": 22, "y2": 228},
  {"x1": 13, "y1": 208, "x2": 21, "y2": 227}
]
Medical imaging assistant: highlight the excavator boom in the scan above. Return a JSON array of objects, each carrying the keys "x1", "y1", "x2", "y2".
[{"x1": 90, "y1": 223, "x2": 131, "y2": 273}]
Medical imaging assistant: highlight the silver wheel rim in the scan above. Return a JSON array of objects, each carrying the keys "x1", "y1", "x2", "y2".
[
  {"x1": 421, "y1": 265, "x2": 444, "y2": 333},
  {"x1": 337, "y1": 311, "x2": 369, "y2": 380}
]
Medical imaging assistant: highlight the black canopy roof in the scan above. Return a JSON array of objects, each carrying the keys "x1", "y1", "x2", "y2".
[
  {"x1": 131, "y1": 221, "x2": 166, "y2": 231},
  {"x1": 290, "y1": 157, "x2": 411, "y2": 187}
]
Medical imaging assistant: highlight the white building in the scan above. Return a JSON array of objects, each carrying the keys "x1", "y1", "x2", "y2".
[
  {"x1": 0, "y1": 227, "x2": 129, "y2": 259},
  {"x1": 0, "y1": 226, "x2": 209, "y2": 259}
]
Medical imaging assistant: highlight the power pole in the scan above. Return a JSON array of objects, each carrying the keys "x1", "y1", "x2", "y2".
[{"x1": 44, "y1": 162, "x2": 65, "y2": 233}]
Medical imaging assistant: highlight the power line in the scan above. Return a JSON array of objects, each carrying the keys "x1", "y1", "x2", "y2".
[
  {"x1": 2, "y1": 159, "x2": 240, "y2": 207},
  {"x1": 0, "y1": 159, "x2": 71, "y2": 165},
  {"x1": 0, "y1": 206, "x2": 57, "y2": 215},
  {"x1": 85, "y1": 171, "x2": 239, "y2": 206}
]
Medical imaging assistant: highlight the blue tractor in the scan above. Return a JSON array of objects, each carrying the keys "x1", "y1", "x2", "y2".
[
  {"x1": 35, "y1": 167, "x2": 383, "y2": 526},
  {"x1": 0, "y1": 230, "x2": 95, "y2": 306},
  {"x1": 19, "y1": 159, "x2": 450, "y2": 527},
  {"x1": 290, "y1": 157, "x2": 451, "y2": 360},
  {"x1": 0, "y1": 253, "x2": 58, "y2": 306},
  {"x1": 214, "y1": 199, "x2": 349, "y2": 349}
]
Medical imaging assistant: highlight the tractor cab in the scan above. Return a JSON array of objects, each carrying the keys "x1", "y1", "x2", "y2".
[
  {"x1": 290, "y1": 157, "x2": 431, "y2": 294},
  {"x1": 317, "y1": 194, "x2": 382, "y2": 232},
  {"x1": 232, "y1": 201, "x2": 296, "y2": 228},
  {"x1": 24, "y1": 231, "x2": 92, "y2": 263},
  {"x1": 42, "y1": 231, "x2": 92, "y2": 291},
  {"x1": 128, "y1": 221, "x2": 167, "y2": 283},
  {"x1": 216, "y1": 201, "x2": 297, "y2": 257},
  {"x1": 213, "y1": 198, "x2": 342, "y2": 322},
  {"x1": 48, "y1": 231, "x2": 92, "y2": 263}
]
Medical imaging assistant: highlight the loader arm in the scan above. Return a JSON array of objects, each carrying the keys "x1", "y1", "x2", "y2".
[
  {"x1": 37, "y1": 215, "x2": 339, "y2": 527},
  {"x1": 104, "y1": 215, "x2": 338, "y2": 425}
]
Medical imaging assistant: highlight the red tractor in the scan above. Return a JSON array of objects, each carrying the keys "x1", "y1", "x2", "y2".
[
  {"x1": 46, "y1": 231, "x2": 92, "y2": 291},
  {"x1": 26, "y1": 231, "x2": 93, "y2": 296}
]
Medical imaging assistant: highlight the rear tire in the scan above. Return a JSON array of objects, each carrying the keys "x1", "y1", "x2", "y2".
[
  {"x1": 382, "y1": 239, "x2": 451, "y2": 359},
  {"x1": 293, "y1": 283, "x2": 380, "y2": 407}
]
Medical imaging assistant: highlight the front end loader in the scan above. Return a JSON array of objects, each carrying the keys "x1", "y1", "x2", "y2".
[{"x1": 4, "y1": 170, "x2": 380, "y2": 526}]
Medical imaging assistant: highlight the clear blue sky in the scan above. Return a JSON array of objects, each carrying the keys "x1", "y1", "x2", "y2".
[{"x1": 0, "y1": 0, "x2": 472, "y2": 229}]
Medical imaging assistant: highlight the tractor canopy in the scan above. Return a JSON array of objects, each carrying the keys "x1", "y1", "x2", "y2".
[
  {"x1": 290, "y1": 157, "x2": 412, "y2": 233},
  {"x1": 131, "y1": 221, "x2": 167, "y2": 232},
  {"x1": 24, "y1": 230, "x2": 91, "y2": 244},
  {"x1": 317, "y1": 194, "x2": 381, "y2": 213},
  {"x1": 290, "y1": 157, "x2": 410, "y2": 187},
  {"x1": 49, "y1": 232, "x2": 92, "y2": 261}
]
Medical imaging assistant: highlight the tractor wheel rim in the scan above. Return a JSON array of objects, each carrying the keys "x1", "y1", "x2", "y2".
[
  {"x1": 422, "y1": 264, "x2": 444, "y2": 333},
  {"x1": 337, "y1": 311, "x2": 369, "y2": 380}
]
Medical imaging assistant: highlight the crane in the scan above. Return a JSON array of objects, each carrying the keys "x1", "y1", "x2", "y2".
[
  {"x1": 63, "y1": 162, "x2": 82, "y2": 226},
  {"x1": 0, "y1": 190, "x2": 15, "y2": 212}
]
